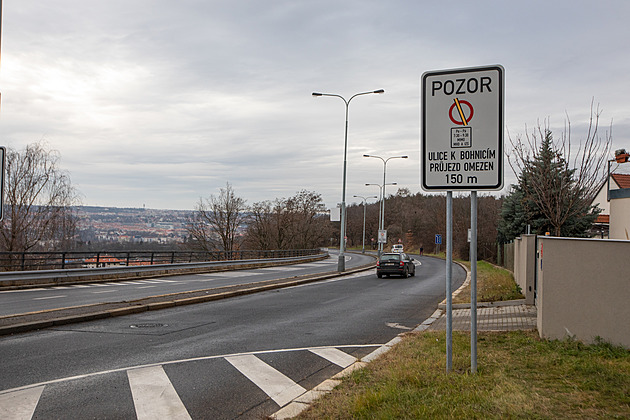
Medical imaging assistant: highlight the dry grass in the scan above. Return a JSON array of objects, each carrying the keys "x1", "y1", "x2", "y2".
[
  {"x1": 297, "y1": 331, "x2": 630, "y2": 419},
  {"x1": 453, "y1": 260, "x2": 524, "y2": 304}
]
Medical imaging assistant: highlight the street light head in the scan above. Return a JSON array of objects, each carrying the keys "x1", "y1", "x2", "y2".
[
  {"x1": 312, "y1": 92, "x2": 323, "y2": 97},
  {"x1": 401, "y1": 155, "x2": 409, "y2": 159},
  {"x1": 363, "y1": 154, "x2": 371, "y2": 157},
  {"x1": 373, "y1": 89, "x2": 385, "y2": 94}
]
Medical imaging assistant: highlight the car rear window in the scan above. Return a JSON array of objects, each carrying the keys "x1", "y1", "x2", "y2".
[{"x1": 380, "y1": 254, "x2": 400, "y2": 261}]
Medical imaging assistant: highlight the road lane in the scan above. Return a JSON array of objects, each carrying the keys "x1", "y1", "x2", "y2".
[
  {"x1": 0, "y1": 252, "x2": 372, "y2": 317},
  {"x1": 0, "y1": 255, "x2": 465, "y2": 419}
]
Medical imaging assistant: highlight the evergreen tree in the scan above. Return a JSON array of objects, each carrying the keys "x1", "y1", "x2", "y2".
[{"x1": 499, "y1": 130, "x2": 600, "y2": 241}]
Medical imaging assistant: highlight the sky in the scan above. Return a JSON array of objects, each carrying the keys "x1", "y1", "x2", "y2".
[{"x1": 1, "y1": 0, "x2": 628, "y2": 210}]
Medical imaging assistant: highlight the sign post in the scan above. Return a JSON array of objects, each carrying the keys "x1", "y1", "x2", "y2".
[
  {"x1": 0, "y1": 147, "x2": 4, "y2": 221},
  {"x1": 422, "y1": 65, "x2": 504, "y2": 373}
]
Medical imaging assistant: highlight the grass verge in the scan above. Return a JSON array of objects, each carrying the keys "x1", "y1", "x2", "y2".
[
  {"x1": 297, "y1": 330, "x2": 630, "y2": 419},
  {"x1": 454, "y1": 260, "x2": 524, "y2": 304}
]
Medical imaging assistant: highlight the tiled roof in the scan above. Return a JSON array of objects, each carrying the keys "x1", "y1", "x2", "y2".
[
  {"x1": 612, "y1": 173, "x2": 630, "y2": 189},
  {"x1": 595, "y1": 214, "x2": 609, "y2": 224},
  {"x1": 84, "y1": 256, "x2": 124, "y2": 263}
]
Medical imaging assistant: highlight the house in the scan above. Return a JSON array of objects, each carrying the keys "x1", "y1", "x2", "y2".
[
  {"x1": 83, "y1": 256, "x2": 126, "y2": 268},
  {"x1": 591, "y1": 169, "x2": 630, "y2": 239}
]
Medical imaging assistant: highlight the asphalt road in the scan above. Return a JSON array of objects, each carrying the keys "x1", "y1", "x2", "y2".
[
  {"x1": 0, "y1": 252, "x2": 371, "y2": 317},
  {"x1": 0, "y1": 253, "x2": 465, "y2": 419}
]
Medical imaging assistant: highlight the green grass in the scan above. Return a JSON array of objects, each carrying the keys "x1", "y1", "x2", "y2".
[
  {"x1": 297, "y1": 331, "x2": 630, "y2": 419},
  {"x1": 454, "y1": 260, "x2": 524, "y2": 303},
  {"x1": 422, "y1": 252, "x2": 524, "y2": 303}
]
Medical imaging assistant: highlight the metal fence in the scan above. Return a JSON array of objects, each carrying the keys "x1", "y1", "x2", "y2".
[{"x1": 0, "y1": 249, "x2": 322, "y2": 272}]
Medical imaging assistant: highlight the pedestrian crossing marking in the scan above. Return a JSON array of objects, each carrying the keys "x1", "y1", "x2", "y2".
[
  {"x1": 0, "y1": 345, "x2": 380, "y2": 418},
  {"x1": 0, "y1": 385, "x2": 44, "y2": 420},
  {"x1": 226, "y1": 354, "x2": 307, "y2": 407},
  {"x1": 309, "y1": 347, "x2": 357, "y2": 368},
  {"x1": 127, "y1": 365, "x2": 192, "y2": 420}
]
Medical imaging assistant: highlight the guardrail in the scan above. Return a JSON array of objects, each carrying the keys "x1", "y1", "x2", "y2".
[
  {"x1": 0, "y1": 249, "x2": 321, "y2": 272},
  {"x1": 0, "y1": 251, "x2": 330, "y2": 289}
]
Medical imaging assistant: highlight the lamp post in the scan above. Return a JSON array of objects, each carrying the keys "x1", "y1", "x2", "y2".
[
  {"x1": 353, "y1": 195, "x2": 377, "y2": 254},
  {"x1": 313, "y1": 89, "x2": 385, "y2": 271},
  {"x1": 366, "y1": 182, "x2": 397, "y2": 256},
  {"x1": 363, "y1": 155, "x2": 408, "y2": 255}
]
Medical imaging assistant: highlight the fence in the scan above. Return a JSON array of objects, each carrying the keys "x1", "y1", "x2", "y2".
[{"x1": 0, "y1": 249, "x2": 321, "y2": 272}]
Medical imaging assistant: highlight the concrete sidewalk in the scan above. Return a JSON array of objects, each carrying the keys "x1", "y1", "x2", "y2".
[{"x1": 426, "y1": 302, "x2": 537, "y2": 332}]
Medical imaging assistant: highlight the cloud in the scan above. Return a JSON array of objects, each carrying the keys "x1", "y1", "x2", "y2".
[{"x1": 0, "y1": 0, "x2": 628, "y2": 209}]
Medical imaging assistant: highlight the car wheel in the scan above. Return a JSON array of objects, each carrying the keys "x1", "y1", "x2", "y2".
[
  {"x1": 377, "y1": 273, "x2": 382, "y2": 278},
  {"x1": 402, "y1": 268, "x2": 408, "y2": 278}
]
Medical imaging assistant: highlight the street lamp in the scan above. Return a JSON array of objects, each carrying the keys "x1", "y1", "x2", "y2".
[
  {"x1": 366, "y1": 182, "x2": 397, "y2": 256},
  {"x1": 353, "y1": 195, "x2": 377, "y2": 254},
  {"x1": 364, "y1": 155, "x2": 408, "y2": 255},
  {"x1": 313, "y1": 89, "x2": 385, "y2": 271}
]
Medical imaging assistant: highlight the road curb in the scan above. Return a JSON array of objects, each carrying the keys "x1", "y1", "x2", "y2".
[
  {"x1": 271, "y1": 309, "x2": 444, "y2": 419},
  {"x1": 0, "y1": 260, "x2": 376, "y2": 336}
]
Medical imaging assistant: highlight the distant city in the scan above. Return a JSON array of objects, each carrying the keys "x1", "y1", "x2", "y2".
[{"x1": 76, "y1": 206, "x2": 193, "y2": 245}]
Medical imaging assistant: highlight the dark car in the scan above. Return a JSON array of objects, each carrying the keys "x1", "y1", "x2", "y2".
[{"x1": 376, "y1": 252, "x2": 416, "y2": 278}]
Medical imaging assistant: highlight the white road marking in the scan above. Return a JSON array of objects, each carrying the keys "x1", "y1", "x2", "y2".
[
  {"x1": 70, "y1": 284, "x2": 91, "y2": 288},
  {"x1": 0, "y1": 385, "x2": 44, "y2": 420},
  {"x1": 127, "y1": 365, "x2": 191, "y2": 420},
  {"x1": 0, "y1": 288, "x2": 45, "y2": 294},
  {"x1": 309, "y1": 348, "x2": 357, "y2": 368},
  {"x1": 269, "y1": 266, "x2": 304, "y2": 271},
  {"x1": 91, "y1": 290, "x2": 118, "y2": 294},
  {"x1": 33, "y1": 295, "x2": 66, "y2": 300},
  {"x1": 0, "y1": 345, "x2": 383, "y2": 408},
  {"x1": 226, "y1": 354, "x2": 306, "y2": 407},
  {"x1": 136, "y1": 286, "x2": 156, "y2": 289},
  {"x1": 289, "y1": 263, "x2": 323, "y2": 268},
  {"x1": 200, "y1": 271, "x2": 255, "y2": 278},
  {"x1": 51, "y1": 286, "x2": 70, "y2": 290},
  {"x1": 386, "y1": 322, "x2": 413, "y2": 330}
]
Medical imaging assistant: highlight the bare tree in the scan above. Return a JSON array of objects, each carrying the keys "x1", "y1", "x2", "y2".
[
  {"x1": 0, "y1": 142, "x2": 80, "y2": 254},
  {"x1": 244, "y1": 190, "x2": 330, "y2": 250},
  {"x1": 504, "y1": 101, "x2": 612, "y2": 237},
  {"x1": 188, "y1": 183, "x2": 248, "y2": 252}
]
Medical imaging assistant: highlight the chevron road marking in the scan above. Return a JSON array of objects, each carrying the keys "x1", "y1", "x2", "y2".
[
  {"x1": 0, "y1": 345, "x2": 381, "y2": 417},
  {"x1": 226, "y1": 354, "x2": 307, "y2": 407},
  {"x1": 309, "y1": 347, "x2": 357, "y2": 368},
  {"x1": 127, "y1": 365, "x2": 192, "y2": 420},
  {"x1": 0, "y1": 385, "x2": 44, "y2": 420}
]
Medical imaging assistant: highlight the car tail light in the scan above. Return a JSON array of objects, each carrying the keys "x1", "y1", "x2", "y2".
[
  {"x1": 376, "y1": 261, "x2": 380, "y2": 267},
  {"x1": 399, "y1": 261, "x2": 405, "y2": 267}
]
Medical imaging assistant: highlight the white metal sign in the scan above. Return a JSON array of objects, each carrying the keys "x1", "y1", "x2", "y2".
[{"x1": 422, "y1": 65, "x2": 504, "y2": 190}]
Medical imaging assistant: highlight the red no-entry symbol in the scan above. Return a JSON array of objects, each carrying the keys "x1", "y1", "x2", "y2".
[{"x1": 449, "y1": 99, "x2": 474, "y2": 125}]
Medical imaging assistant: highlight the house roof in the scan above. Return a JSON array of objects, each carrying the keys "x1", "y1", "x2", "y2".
[
  {"x1": 84, "y1": 256, "x2": 124, "y2": 263},
  {"x1": 611, "y1": 173, "x2": 630, "y2": 189},
  {"x1": 595, "y1": 214, "x2": 610, "y2": 224}
]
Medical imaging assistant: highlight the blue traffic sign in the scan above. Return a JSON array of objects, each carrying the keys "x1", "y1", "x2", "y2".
[{"x1": 435, "y1": 234, "x2": 442, "y2": 245}]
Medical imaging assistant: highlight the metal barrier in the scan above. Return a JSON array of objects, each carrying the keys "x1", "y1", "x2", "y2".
[
  {"x1": 0, "y1": 251, "x2": 330, "y2": 289},
  {"x1": 0, "y1": 249, "x2": 322, "y2": 272}
]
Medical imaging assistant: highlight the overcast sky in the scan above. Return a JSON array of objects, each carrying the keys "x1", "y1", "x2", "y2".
[{"x1": 1, "y1": 1, "x2": 628, "y2": 210}]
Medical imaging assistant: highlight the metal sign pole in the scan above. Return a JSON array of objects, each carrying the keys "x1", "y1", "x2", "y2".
[
  {"x1": 471, "y1": 191, "x2": 478, "y2": 373},
  {"x1": 421, "y1": 65, "x2": 504, "y2": 375},
  {"x1": 446, "y1": 191, "x2": 453, "y2": 372}
]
